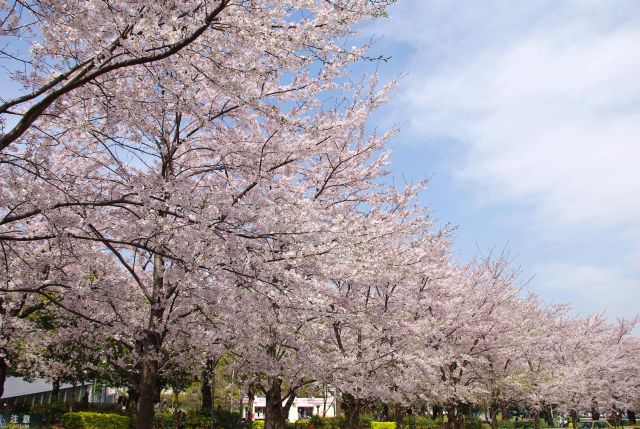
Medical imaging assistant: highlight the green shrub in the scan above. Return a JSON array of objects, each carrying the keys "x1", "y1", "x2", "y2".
[
  {"x1": 404, "y1": 416, "x2": 444, "y2": 429},
  {"x1": 61, "y1": 411, "x2": 129, "y2": 429},
  {"x1": 32, "y1": 402, "x2": 68, "y2": 424},
  {"x1": 324, "y1": 417, "x2": 349, "y2": 429},
  {"x1": 297, "y1": 419, "x2": 312, "y2": 429},
  {"x1": 149, "y1": 410, "x2": 241, "y2": 429},
  {"x1": 465, "y1": 417, "x2": 482, "y2": 429},
  {"x1": 371, "y1": 422, "x2": 397, "y2": 429},
  {"x1": 311, "y1": 415, "x2": 325, "y2": 428},
  {"x1": 499, "y1": 421, "x2": 515, "y2": 429},
  {"x1": 519, "y1": 420, "x2": 533, "y2": 429},
  {"x1": 360, "y1": 417, "x2": 373, "y2": 427},
  {"x1": 254, "y1": 420, "x2": 266, "y2": 429},
  {"x1": 62, "y1": 413, "x2": 84, "y2": 429},
  {"x1": 184, "y1": 413, "x2": 211, "y2": 429},
  {"x1": 153, "y1": 412, "x2": 175, "y2": 429},
  {"x1": 213, "y1": 410, "x2": 242, "y2": 429}
]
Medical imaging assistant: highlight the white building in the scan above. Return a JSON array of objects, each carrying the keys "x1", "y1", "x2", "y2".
[
  {"x1": 1, "y1": 377, "x2": 117, "y2": 407},
  {"x1": 242, "y1": 397, "x2": 336, "y2": 422}
]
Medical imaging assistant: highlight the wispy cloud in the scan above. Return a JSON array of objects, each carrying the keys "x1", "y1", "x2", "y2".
[
  {"x1": 380, "y1": 0, "x2": 640, "y2": 229},
  {"x1": 534, "y1": 263, "x2": 639, "y2": 320},
  {"x1": 367, "y1": 0, "x2": 640, "y2": 315}
]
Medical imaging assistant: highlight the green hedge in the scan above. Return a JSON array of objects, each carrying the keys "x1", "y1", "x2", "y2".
[
  {"x1": 31, "y1": 402, "x2": 68, "y2": 424},
  {"x1": 61, "y1": 412, "x2": 129, "y2": 429},
  {"x1": 324, "y1": 417, "x2": 349, "y2": 429},
  {"x1": 297, "y1": 419, "x2": 312, "y2": 429},
  {"x1": 151, "y1": 410, "x2": 241, "y2": 429},
  {"x1": 371, "y1": 422, "x2": 397, "y2": 429},
  {"x1": 464, "y1": 417, "x2": 482, "y2": 429},
  {"x1": 153, "y1": 412, "x2": 175, "y2": 429},
  {"x1": 254, "y1": 420, "x2": 266, "y2": 429},
  {"x1": 499, "y1": 419, "x2": 548, "y2": 429},
  {"x1": 295, "y1": 416, "x2": 349, "y2": 429},
  {"x1": 404, "y1": 416, "x2": 444, "y2": 429},
  {"x1": 360, "y1": 417, "x2": 373, "y2": 427}
]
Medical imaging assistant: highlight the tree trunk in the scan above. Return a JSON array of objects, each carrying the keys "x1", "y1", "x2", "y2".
[
  {"x1": 202, "y1": 360, "x2": 212, "y2": 411},
  {"x1": 490, "y1": 403, "x2": 499, "y2": 429},
  {"x1": 446, "y1": 405, "x2": 461, "y2": 429},
  {"x1": 433, "y1": 405, "x2": 443, "y2": 421},
  {"x1": 342, "y1": 393, "x2": 361, "y2": 429},
  {"x1": 396, "y1": 404, "x2": 405, "y2": 429},
  {"x1": 381, "y1": 403, "x2": 390, "y2": 421},
  {"x1": 458, "y1": 413, "x2": 465, "y2": 429},
  {"x1": 69, "y1": 379, "x2": 78, "y2": 411},
  {"x1": 136, "y1": 253, "x2": 166, "y2": 429},
  {"x1": 52, "y1": 379, "x2": 61, "y2": 403},
  {"x1": 502, "y1": 405, "x2": 512, "y2": 421},
  {"x1": 127, "y1": 379, "x2": 139, "y2": 412},
  {"x1": 0, "y1": 357, "x2": 7, "y2": 399},
  {"x1": 533, "y1": 410, "x2": 540, "y2": 429},
  {"x1": 570, "y1": 410, "x2": 578, "y2": 429},
  {"x1": 136, "y1": 332, "x2": 159, "y2": 429},
  {"x1": 611, "y1": 410, "x2": 620, "y2": 429},
  {"x1": 592, "y1": 405, "x2": 600, "y2": 421},
  {"x1": 211, "y1": 359, "x2": 218, "y2": 429},
  {"x1": 626, "y1": 411, "x2": 636, "y2": 425},
  {"x1": 247, "y1": 388, "x2": 255, "y2": 429},
  {"x1": 264, "y1": 379, "x2": 287, "y2": 429},
  {"x1": 543, "y1": 404, "x2": 553, "y2": 427}
]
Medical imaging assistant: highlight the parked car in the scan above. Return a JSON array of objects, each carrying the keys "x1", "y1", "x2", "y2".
[{"x1": 579, "y1": 420, "x2": 613, "y2": 429}]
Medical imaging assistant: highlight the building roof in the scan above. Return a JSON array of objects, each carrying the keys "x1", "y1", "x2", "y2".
[
  {"x1": 242, "y1": 397, "x2": 335, "y2": 407},
  {"x1": 2, "y1": 377, "x2": 87, "y2": 399}
]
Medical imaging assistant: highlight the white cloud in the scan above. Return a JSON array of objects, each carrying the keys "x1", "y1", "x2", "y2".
[
  {"x1": 370, "y1": 1, "x2": 640, "y2": 231},
  {"x1": 387, "y1": 1, "x2": 640, "y2": 229},
  {"x1": 367, "y1": 0, "x2": 640, "y2": 315},
  {"x1": 534, "y1": 263, "x2": 639, "y2": 320}
]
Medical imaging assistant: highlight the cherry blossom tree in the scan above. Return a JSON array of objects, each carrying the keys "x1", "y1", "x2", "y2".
[
  {"x1": 2, "y1": 4, "x2": 640, "y2": 429},
  {"x1": 0, "y1": 0, "x2": 394, "y2": 151},
  {"x1": 2, "y1": 2, "x2": 403, "y2": 427}
]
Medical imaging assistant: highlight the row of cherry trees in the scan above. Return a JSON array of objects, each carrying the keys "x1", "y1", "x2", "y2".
[{"x1": 1, "y1": 2, "x2": 638, "y2": 429}]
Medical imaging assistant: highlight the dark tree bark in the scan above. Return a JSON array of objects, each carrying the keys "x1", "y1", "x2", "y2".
[
  {"x1": 246, "y1": 387, "x2": 255, "y2": 429},
  {"x1": 502, "y1": 405, "x2": 512, "y2": 421},
  {"x1": 395, "y1": 403, "x2": 405, "y2": 429},
  {"x1": 52, "y1": 379, "x2": 61, "y2": 402},
  {"x1": 0, "y1": 356, "x2": 7, "y2": 399},
  {"x1": 264, "y1": 378, "x2": 294, "y2": 429},
  {"x1": 202, "y1": 360, "x2": 213, "y2": 411},
  {"x1": 433, "y1": 405, "x2": 443, "y2": 421},
  {"x1": 611, "y1": 410, "x2": 620, "y2": 429},
  {"x1": 69, "y1": 379, "x2": 77, "y2": 411},
  {"x1": 570, "y1": 410, "x2": 579, "y2": 429},
  {"x1": 627, "y1": 411, "x2": 636, "y2": 425},
  {"x1": 135, "y1": 253, "x2": 167, "y2": 429},
  {"x1": 381, "y1": 403, "x2": 390, "y2": 421},
  {"x1": 342, "y1": 393, "x2": 361, "y2": 429},
  {"x1": 136, "y1": 339, "x2": 160, "y2": 429},
  {"x1": 211, "y1": 359, "x2": 216, "y2": 413},
  {"x1": 533, "y1": 410, "x2": 540, "y2": 429},
  {"x1": 592, "y1": 405, "x2": 600, "y2": 421},
  {"x1": 446, "y1": 404, "x2": 464, "y2": 429},
  {"x1": 490, "y1": 403, "x2": 499, "y2": 429},
  {"x1": 543, "y1": 404, "x2": 554, "y2": 427},
  {"x1": 127, "y1": 378, "x2": 139, "y2": 412}
]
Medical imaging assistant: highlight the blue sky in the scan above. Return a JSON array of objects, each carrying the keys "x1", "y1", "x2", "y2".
[{"x1": 360, "y1": 0, "x2": 640, "y2": 321}]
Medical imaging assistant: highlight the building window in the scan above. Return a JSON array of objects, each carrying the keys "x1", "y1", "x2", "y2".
[
  {"x1": 298, "y1": 407, "x2": 314, "y2": 419},
  {"x1": 255, "y1": 407, "x2": 266, "y2": 419}
]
